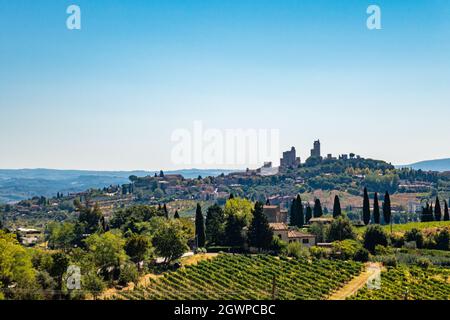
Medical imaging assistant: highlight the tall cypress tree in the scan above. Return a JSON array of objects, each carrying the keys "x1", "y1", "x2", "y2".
[
  {"x1": 382, "y1": 191, "x2": 391, "y2": 225},
  {"x1": 305, "y1": 205, "x2": 312, "y2": 224},
  {"x1": 332, "y1": 195, "x2": 342, "y2": 218},
  {"x1": 195, "y1": 203, "x2": 206, "y2": 247},
  {"x1": 297, "y1": 195, "x2": 304, "y2": 227},
  {"x1": 434, "y1": 197, "x2": 442, "y2": 221},
  {"x1": 444, "y1": 200, "x2": 449, "y2": 221},
  {"x1": 248, "y1": 202, "x2": 273, "y2": 251},
  {"x1": 363, "y1": 187, "x2": 371, "y2": 226},
  {"x1": 313, "y1": 199, "x2": 323, "y2": 218},
  {"x1": 373, "y1": 192, "x2": 380, "y2": 224},
  {"x1": 422, "y1": 202, "x2": 432, "y2": 222},
  {"x1": 289, "y1": 198, "x2": 298, "y2": 227}
]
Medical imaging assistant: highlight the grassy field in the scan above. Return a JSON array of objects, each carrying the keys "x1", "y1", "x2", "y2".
[
  {"x1": 349, "y1": 265, "x2": 450, "y2": 300},
  {"x1": 355, "y1": 220, "x2": 450, "y2": 235},
  {"x1": 112, "y1": 254, "x2": 363, "y2": 300}
]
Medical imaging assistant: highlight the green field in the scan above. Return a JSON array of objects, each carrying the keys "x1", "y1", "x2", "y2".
[
  {"x1": 356, "y1": 221, "x2": 450, "y2": 235},
  {"x1": 114, "y1": 254, "x2": 362, "y2": 300},
  {"x1": 349, "y1": 266, "x2": 450, "y2": 300}
]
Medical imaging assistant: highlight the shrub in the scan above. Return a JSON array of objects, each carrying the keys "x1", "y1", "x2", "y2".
[
  {"x1": 354, "y1": 248, "x2": 370, "y2": 262},
  {"x1": 118, "y1": 263, "x2": 139, "y2": 286},
  {"x1": 83, "y1": 272, "x2": 106, "y2": 300},
  {"x1": 331, "y1": 240, "x2": 361, "y2": 260},
  {"x1": 363, "y1": 225, "x2": 388, "y2": 253},
  {"x1": 390, "y1": 233, "x2": 405, "y2": 248},
  {"x1": 309, "y1": 223, "x2": 329, "y2": 243},
  {"x1": 375, "y1": 245, "x2": 393, "y2": 256},
  {"x1": 287, "y1": 242, "x2": 310, "y2": 259},
  {"x1": 194, "y1": 247, "x2": 207, "y2": 254},
  {"x1": 327, "y1": 217, "x2": 356, "y2": 242},
  {"x1": 417, "y1": 257, "x2": 432, "y2": 268},
  {"x1": 404, "y1": 228, "x2": 424, "y2": 249},
  {"x1": 309, "y1": 246, "x2": 329, "y2": 259},
  {"x1": 383, "y1": 255, "x2": 398, "y2": 267},
  {"x1": 270, "y1": 236, "x2": 288, "y2": 255},
  {"x1": 435, "y1": 229, "x2": 450, "y2": 251}
]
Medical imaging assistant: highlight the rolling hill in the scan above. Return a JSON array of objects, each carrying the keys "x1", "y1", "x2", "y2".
[
  {"x1": 397, "y1": 158, "x2": 450, "y2": 172},
  {"x1": 0, "y1": 168, "x2": 236, "y2": 203}
]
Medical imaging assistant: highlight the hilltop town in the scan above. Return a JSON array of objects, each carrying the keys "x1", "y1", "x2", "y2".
[{"x1": 1, "y1": 140, "x2": 448, "y2": 244}]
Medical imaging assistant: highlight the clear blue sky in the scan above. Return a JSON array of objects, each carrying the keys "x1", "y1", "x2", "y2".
[{"x1": 1, "y1": 0, "x2": 449, "y2": 170}]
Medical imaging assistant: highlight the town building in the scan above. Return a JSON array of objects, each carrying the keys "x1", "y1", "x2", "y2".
[
  {"x1": 280, "y1": 147, "x2": 301, "y2": 168},
  {"x1": 263, "y1": 205, "x2": 288, "y2": 223},
  {"x1": 310, "y1": 140, "x2": 321, "y2": 158},
  {"x1": 269, "y1": 223, "x2": 316, "y2": 246},
  {"x1": 257, "y1": 162, "x2": 279, "y2": 176}
]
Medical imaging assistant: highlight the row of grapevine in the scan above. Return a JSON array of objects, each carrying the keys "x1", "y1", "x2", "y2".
[
  {"x1": 349, "y1": 266, "x2": 450, "y2": 300},
  {"x1": 113, "y1": 254, "x2": 362, "y2": 300}
]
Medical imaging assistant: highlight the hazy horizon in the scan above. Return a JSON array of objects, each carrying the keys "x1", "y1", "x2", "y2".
[{"x1": 1, "y1": 0, "x2": 450, "y2": 171}]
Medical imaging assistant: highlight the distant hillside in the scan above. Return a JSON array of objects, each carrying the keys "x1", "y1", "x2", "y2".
[
  {"x1": 0, "y1": 168, "x2": 236, "y2": 203},
  {"x1": 397, "y1": 158, "x2": 450, "y2": 172}
]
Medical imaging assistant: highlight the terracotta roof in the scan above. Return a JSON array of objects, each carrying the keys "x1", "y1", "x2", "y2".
[
  {"x1": 288, "y1": 230, "x2": 315, "y2": 239},
  {"x1": 269, "y1": 223, "x2": 288, "y2": 231}
]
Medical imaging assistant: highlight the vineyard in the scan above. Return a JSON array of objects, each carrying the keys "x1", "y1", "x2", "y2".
[
  {"x1": 113, "y1": 254, "x2": 362, "y2": 300},
  {"x1": 356, "y1": 221, "x2": 450, "y2": 235},
  {"x1": 349, "y1": 266, "x2": 450, "y2": 300}
]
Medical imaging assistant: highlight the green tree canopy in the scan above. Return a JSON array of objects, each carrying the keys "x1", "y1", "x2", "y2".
[
  {"x1": 363, "y1": 225, "x2": 388, "y2": 253},
  {"x1": 248, "y1": 202, "x2": 273, "y2": 251},
  {"x1": 84, "y1": 231, "x2": 127, "y2": 273},
  {"x1": 327, "y1": 216, "x2": 356, "y2": 242},
  {"x1": 0, "y1": 231, "x2": 37, "y2": 298},
  {"x1": 125, "y1": 234, "x2": 152, "y2": 264},
  {"x1": 152, "y1": 219, "x2": 188, "y2": 265},
  {"x1": 224, "y1": 197, "x2": 253, "y2": 226},
  {"x1": 205, "y1": 204, "x2": 225, "y2": 246}
]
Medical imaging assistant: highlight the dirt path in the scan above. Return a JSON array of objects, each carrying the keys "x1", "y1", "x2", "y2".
[{"x1": 328, "y1": 262, "x2": 382, "y2": 300}]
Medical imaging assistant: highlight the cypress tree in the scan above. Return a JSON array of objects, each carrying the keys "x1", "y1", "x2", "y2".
[
  {"x1": 444, "y1": 200, "x2": 449, "y2": 221},
  {"x1": 313, "y1": 199, "x2": 323, "y2": 218},
  {"x1": 382, "y1": 191, "x2": 391, "y2": 225},
  {"x1": 363, "y1": 187, "x2": 371, "y2": 226},
  {"x1": 305, "y1": 205, "x2": 312, "y2": 224},
  {"x1": 195, "y1": 203, "x2": 206, "y2": 247},
  {"x1": 422, "y1": 202, "x2": 432, "y2": 222},
  {"x1": 332, "y1": 195, "x2": 342, "y2": 218},
  {"x1": 174, "y1": 210, "x2": 180, "y2": 219},
  {"x1": 297, "y1": 195, "x2": 304, "y2": 227},
  {"x1": 289, "y1": 198, "x2": 297, "y2": 227},
  {"x1": 248, "y1": 202, "x2": 273, "y2": 251},
  {"x1": 373, "y1": 192, "x2": 380, "y2": 224},
  {"x1": 434, "y1": 197, "x2": 442, "y2": 221},
  {"x1": 421, "y1": 206, "x2": 427, "y2": 222}
]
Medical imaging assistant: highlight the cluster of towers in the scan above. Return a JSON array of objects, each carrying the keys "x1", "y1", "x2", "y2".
[{"x1": 280, "y1": 140, "x2": 321, "y2": 168}]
